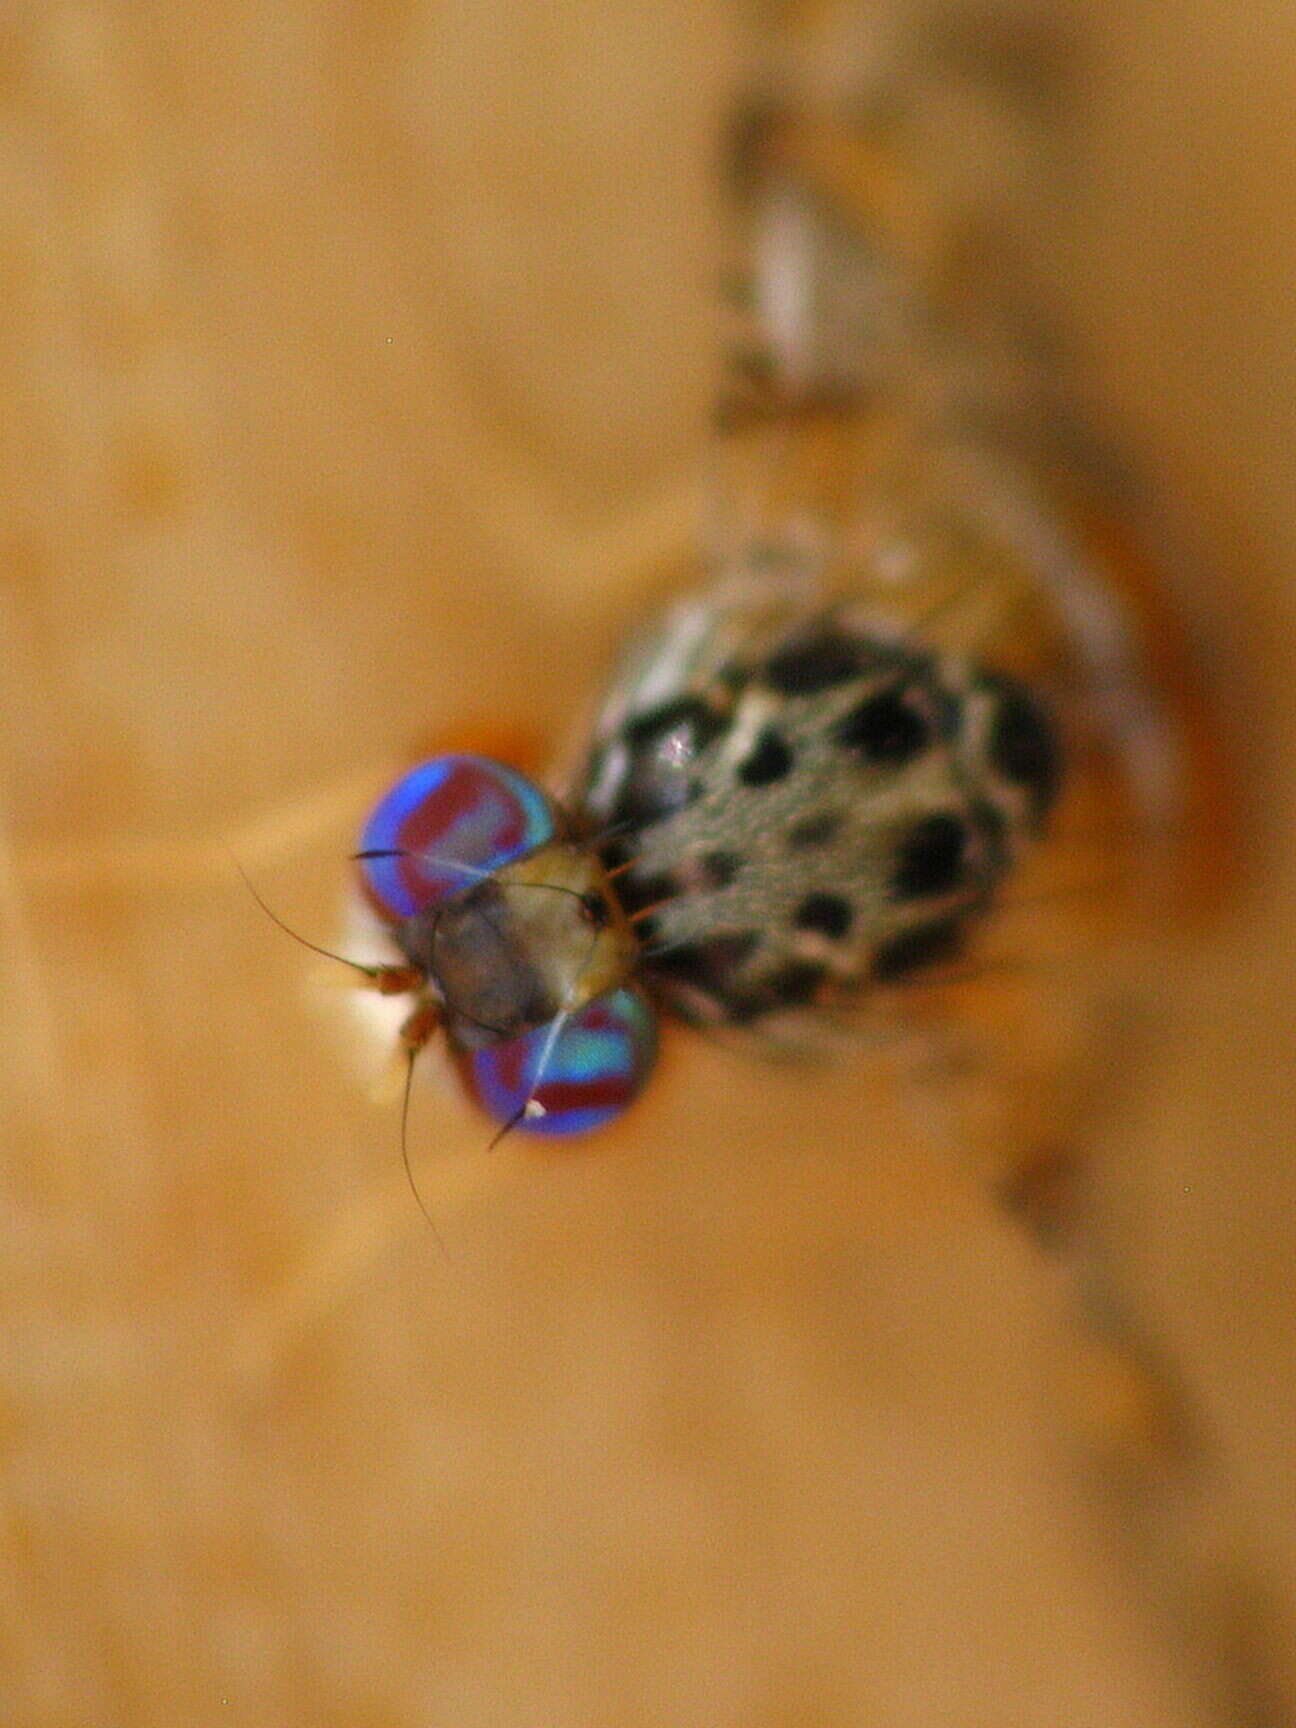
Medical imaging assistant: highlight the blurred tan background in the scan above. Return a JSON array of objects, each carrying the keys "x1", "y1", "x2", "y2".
[{"x1": 1, "y1": 2, "x2": 1294, "y2": 1724}]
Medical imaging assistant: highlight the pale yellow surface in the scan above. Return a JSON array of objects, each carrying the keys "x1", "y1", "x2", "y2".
[{"x1": 1, "y1": 4, "x2": 1294, "y2": 1725}]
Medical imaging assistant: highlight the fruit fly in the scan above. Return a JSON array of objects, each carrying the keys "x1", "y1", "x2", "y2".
[{"x1": 338, "y1": 33, "x2": 1223, "y2": 1150}]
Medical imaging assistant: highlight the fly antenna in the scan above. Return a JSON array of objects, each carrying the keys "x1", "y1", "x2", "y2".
[
  {"x1": 487, "y1": 1009, "x2": 570, "y2": 1150},
  {"x1": 400, "y1": 1044, "x2": 451, "y2": 1260},
  {"x1": 228, "y1": 847, "x2": 388, "y2": 982},
  {"x1": 351, "y1": 847, "x2": 493, "y2": 885}
]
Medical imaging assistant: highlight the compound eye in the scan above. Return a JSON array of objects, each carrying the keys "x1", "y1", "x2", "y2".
[
  {"x1": 356, "y1": 754, "x2": 554, "y2": 923},
  {"x1": 459, "y1": 987, "x2": 657, "y2": 1137}
]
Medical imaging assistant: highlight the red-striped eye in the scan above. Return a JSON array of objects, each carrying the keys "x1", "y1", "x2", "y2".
[
  {"x1": 459, "y1": 988, "x2": 657, "y2": 1137},
  {"x1": 357, "y1": 754, "x2": 555, "y2": 923}
]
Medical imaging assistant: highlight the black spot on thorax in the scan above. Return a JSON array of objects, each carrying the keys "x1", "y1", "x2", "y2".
[
  {"x1": 749, "y1": 958, "x2": 828, "y2": 1014},
  {"x1": 623, "y1": 695, "x2": 725, "y2": 752},
  {"x1": 981, "y1": 673, "x2": 1062, "y2": 821},
  {"x1": 832, "y1": 685, "x2": 932, "y2": 766},
  {"x1": 738, "y1": 726, "x2": 794, "y2": 786},
  {"x1": 794, "y1": 892, "x2": 853, "y2": 939},
  {"x1": 871, "y1": 918, "x2": 964, "y2": 981},
  {"x1": 650, "y1": 931, "x2": 760, "y2": 995},
  {"x1": 891, "y1": 812, "x2": 968, "y2": 900},
  {"x1": 762, "y1": 629, "x2": 867, "y2": 695},
  {"x1": 701, "y1": 849, "x2": 743, "y2": 888},
  {"x1": 608, "y1": 696, "x2": 728, "y2": 829},
  {"x1": 614, "y1": 869, "x2": 677, "y2": 926},
  {"x1": 787, "y1": 810, "x2": 842, "y2": 850}
]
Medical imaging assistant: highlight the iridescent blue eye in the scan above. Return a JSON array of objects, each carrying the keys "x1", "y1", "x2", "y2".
[
  {"x1": 461, "y1": 988, "x2": 657, "y2": 1136},
  {"x1": 358, "y1": 754, "x2": 554, "y2": 922}
]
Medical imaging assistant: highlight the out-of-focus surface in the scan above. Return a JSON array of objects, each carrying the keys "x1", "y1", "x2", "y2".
[{"x1": 1, "y1": 3, "x2": 1293, "y2": 1724}]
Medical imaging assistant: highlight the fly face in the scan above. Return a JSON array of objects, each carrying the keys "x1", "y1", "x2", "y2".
[
  {"x1": 353, "y1": 752, "x2": 656, "y2": 1136},
  {"x1": 399, "y1": 844, "x2": 638, "y2": 1049}
]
